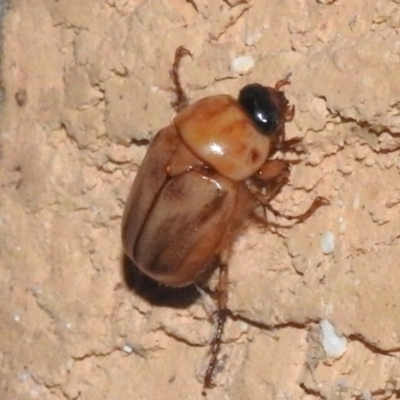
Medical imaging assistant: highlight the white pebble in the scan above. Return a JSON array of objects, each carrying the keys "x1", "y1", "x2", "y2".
[
  {"x1": 353, "y1": 195, "x2": 360, "y2": 210},
  {"x1": 320, "y1": 231, "x2": 335, "y2": 254},
  {"x1": 244, "y1": 32, "x2": 262, "y2": 46},
  {"x1": 362, "y1": 390, "x2": 373, "y2": 400},
  {"x1": 17, "y1": 370, "x2": 31, "y2": 382},
  {"x1": 122, "y1": 344, "x2": 133, "y2": 354},
  {"x1": 231, "y1": 55, "x2": 255, "y2": 75},
  {"x1": 320, "y1": 319, "x2": 347, "y2": 358}
]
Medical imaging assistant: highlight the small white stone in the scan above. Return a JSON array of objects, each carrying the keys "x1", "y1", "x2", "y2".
[
  {"x1": 17, "y1": 370, "x2": 31, "y2": 382},
  {"x1": 320, "y1": 231, "x2": 335, "y2": 254},
  {"x1": 231, "y1": 55, "x2": 255, "y2": 75},
  {"x1": 150, "y1": 85, "x2": 159, "y2": 93},
  {"x1": 0, "y1": 215, "x2": 10, "y2": 224},
  {"x1": 244, "y1": 32, "x2": 262, "y2": 46},
  {"x1": 320, "y1": 319, "x2": 347, "y2": 358},
  {"x1": 353, "y1": 195, "x2": 360, "y2": 210},
  {"x1": 362, "y1": 390, "x2": 373, "y2": 400},
  {"x1": 122, "y1": 344, "x2": 133, "y2": 354}
]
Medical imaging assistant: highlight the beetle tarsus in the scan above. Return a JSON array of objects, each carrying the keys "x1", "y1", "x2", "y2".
[
  {"x1": 284, "y1": 104, "x2": 295, "y2": 122},
  {"x1": 203, "y1": 309, "x2": 227, "y2": 392},
  {"x1": 170, "y1": 46, "x2": 192, "y2": 113},
  {"x1": 263, "y1": 196, "x2": 330, "y2": 226},
  {"x1": 275, "y1": 136, "x2": 303, "y2": 152},
  {"x1": 202, "y1": 264, "x2": 229, "y2": 395}
]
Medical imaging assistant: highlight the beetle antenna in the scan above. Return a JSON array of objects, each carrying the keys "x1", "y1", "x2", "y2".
[
  {"x1": 202, "y1": 264, "x2": 229, "y2": 396},
  {"x1": 170, "y1": 46, "x2": 192, "y2": 113}
]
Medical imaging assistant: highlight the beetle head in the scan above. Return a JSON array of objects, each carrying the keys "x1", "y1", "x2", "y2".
[{"x1": 238, "y1": 83, "x2": 291, "y2": 151}]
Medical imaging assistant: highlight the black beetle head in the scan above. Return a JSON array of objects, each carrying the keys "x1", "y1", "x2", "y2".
[{"x1": 238, "y1": 83, "x2": 288, "y2": 136}]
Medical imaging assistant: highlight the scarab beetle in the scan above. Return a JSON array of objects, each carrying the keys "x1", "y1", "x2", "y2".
[{"x1": 121, "y1": 46, "x2": 328, "y2": 393}]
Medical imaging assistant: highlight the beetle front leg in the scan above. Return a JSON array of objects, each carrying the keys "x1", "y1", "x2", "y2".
[{"x1": 202, "y1": 263, "x2": 229, "y2": 396}]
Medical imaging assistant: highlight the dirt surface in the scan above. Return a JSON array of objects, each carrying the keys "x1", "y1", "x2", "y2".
[{"x1": 1, "y1": 0, "x2": 400, "y2": 399}]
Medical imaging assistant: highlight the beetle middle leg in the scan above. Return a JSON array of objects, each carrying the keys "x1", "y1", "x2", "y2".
[
  {"x1": 249, "y1": 159, "x2": 291, "y2": 203},
  {"x1": 170, "y1": 45, "x2": 192, "y2": 112},
  {"x1": 202, "y1": 263, "x2": 229, "y2": 396},
  {"x1": 261, "y1": 196, "x2": 330, "y2": 226},
  {"x1": 249, "y1": 159, "x2": 330, "y2": 226}
]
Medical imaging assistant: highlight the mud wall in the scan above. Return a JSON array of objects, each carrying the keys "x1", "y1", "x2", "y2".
[{"x1": 1, "y1": 1, "x2": 400, "y2": 399}]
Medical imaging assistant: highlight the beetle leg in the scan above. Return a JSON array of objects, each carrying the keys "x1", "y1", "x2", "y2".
[
  {"x1": 284, "y1": 104, "x2": 295, "y2": 122},
  {"x1": 274, "y1": 77, "x2": 291, "y2": 91},
  {"x1": 186, "y1": 0, "x2": 199, "y2": 12},
  {"x1": 249, "y1": 159, "x2": 291, "y2": 203},
  {"x1": 255, "y1": 159, "x2": 290, "y2": 183},
  {"x1": 274, "y1": 135, "x2": 303, "y2": 153},
  {"x1": 262, "y1": 196, "x2": 330, "y2": 225},
  {"x1": 249, "y1": 160, "x2": 330, "y2": 226},
  {"x1": 202, "y1": 263, "x2": 229, "y2": 395},
  {"x1": 170, "y1": 46, "x2": 193, "y2": 112}
]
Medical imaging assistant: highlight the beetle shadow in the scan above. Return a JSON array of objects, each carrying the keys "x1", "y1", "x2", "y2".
[{"x1": 121, "y1": 254, "x2": 201, "y2": 308}]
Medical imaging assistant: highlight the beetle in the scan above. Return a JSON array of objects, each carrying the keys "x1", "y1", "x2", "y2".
[{"x1": 121, "y1": 46, "x2": 329, "y2": 394}]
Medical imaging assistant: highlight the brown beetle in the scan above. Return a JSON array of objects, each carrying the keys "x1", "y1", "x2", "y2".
[{"x1": 121, "y1": 46, "x2": 328, "y2": 394}]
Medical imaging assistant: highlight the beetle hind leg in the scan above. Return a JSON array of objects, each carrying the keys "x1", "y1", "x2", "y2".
[
  {"x1": 170, "y1": 46, "x2": 192, "y2": 112},
  {"x1": 202, "y1": 264, "x2": 229, "y2": 396}
]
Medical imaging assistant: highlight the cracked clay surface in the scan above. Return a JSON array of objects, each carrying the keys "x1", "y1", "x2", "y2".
[{"x1": 1, "y1": 0, "x2": 400, "y2": 399}]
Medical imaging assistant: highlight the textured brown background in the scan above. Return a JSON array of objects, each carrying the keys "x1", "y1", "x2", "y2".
[{"x1": 1, "y1": 0, "x2": 400, "y2": 399}]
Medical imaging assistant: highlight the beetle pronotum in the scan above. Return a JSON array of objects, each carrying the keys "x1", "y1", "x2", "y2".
[{"x1": 121, "y1": 46, "x2": 329, "y2": 394}]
